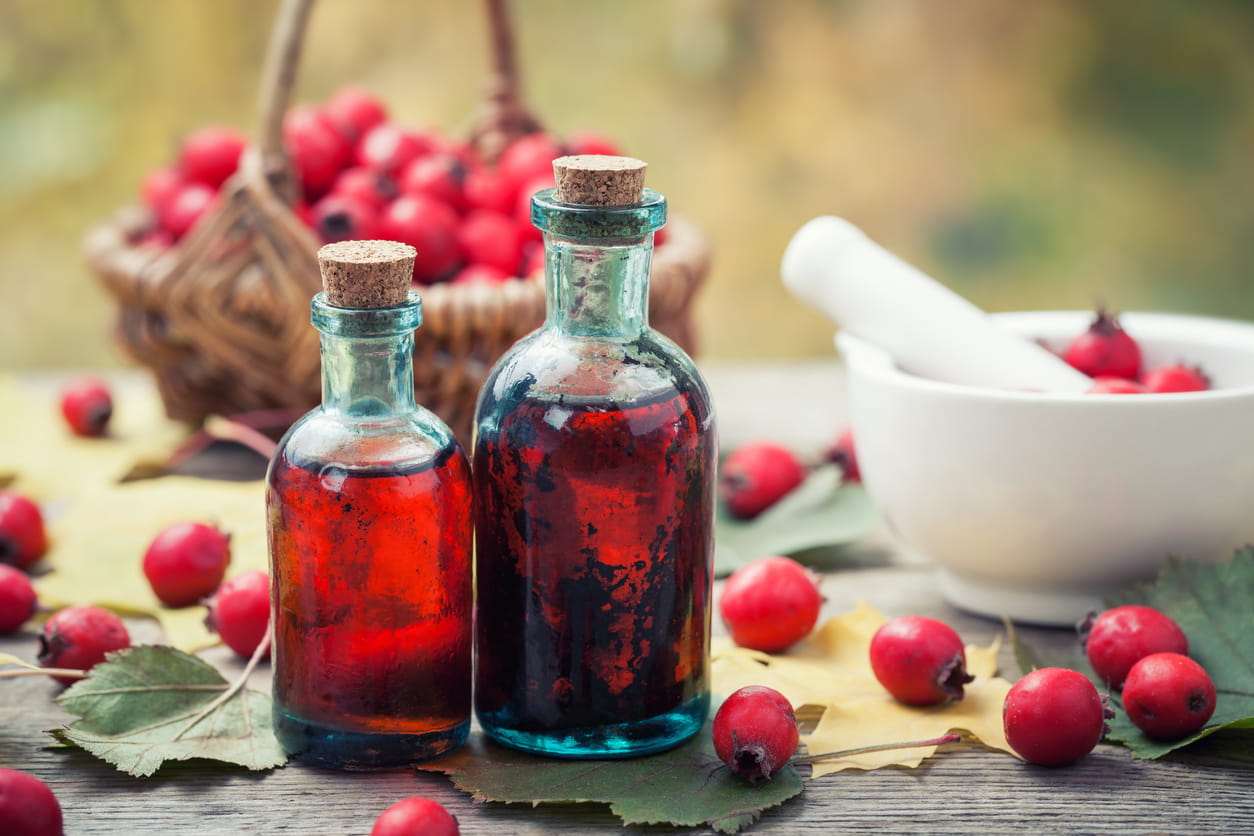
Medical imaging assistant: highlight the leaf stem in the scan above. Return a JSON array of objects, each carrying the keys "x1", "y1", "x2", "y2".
[
  {"x1": 798, "y1": 733, "x2": 964, "y2": 763},
  {"x1": 171, "y1": 622, "x2": 273, "y2": 742},
  {"x1": 0, "y1": 666, "x2": 87, "y2": 680}
]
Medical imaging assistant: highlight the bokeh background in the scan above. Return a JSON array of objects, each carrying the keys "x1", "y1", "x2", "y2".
[{"x1": 2, "y1": 0, "x2": 1252, "y2": 370}]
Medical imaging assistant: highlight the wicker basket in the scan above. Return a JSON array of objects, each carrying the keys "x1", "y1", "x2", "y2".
[{"x1": 83, "y1": 0, "x2": 710, "y2": 446}]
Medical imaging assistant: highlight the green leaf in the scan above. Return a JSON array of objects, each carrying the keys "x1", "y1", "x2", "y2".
[
  {"x1": 50, "y1": 645, "x2": 286, "y2": 777},
  {"x1": 1101, "y1": 549, "x2": 1254, "y2": 759},
  {"x1": 715, "y1": 465, "x2": 877, "y2": 576},
  {"x1": 421, "y1": 729, "x2": 803, "y2": 834}
]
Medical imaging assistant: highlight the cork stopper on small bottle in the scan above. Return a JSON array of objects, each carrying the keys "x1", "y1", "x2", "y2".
[
  {"x1": 553, "y1": 155, "x2": 647, "y2": 206},
  {"x1": 317, "y1": 240, "x2": 416, "y2": 308}
]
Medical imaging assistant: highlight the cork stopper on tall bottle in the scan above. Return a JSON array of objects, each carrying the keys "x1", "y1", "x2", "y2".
[
  {"x1": 317, "y1": 240, "x2": 416, "y2": 308},
  {"x1": 553, "y1": 155, "x2": 647, "y2": 206}
]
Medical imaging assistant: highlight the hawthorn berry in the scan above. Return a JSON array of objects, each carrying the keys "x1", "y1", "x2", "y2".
[
  {"x1": 356, "y1": 122, "x2": 434, "y2": 175},
  {"x1": 398, "y1": 153, "x2": 467, "y2": 211},
  {"x1": 371, "y1": 797, "x2": 460, "y2": 836},
  {"x1": 869, "y1": 615, "x2": 973, "y2": 706},
  {"x1": 205, "y1": 570, "x2": 271, "y2": 658},
  {"x1": 285, "y1": 106, "x2": 354, "y2": 199},
  {"x1": 324, "y1": 86, "x2": 389, "y2": 141},
  {"x1": 1122, "y1": 652, "x2": 1216, "y2": 740},
  {"x1": 713, "y1": 685, "x2": 800, "y2": 785},
  {"x1": 452, "y1": 264, "x2": 511, "y2": 285},
  {"x1": 160, "y1": 182, "x2": 216, "y2": 240},
  {"x1": 1087, "y1": 376, "x2": 1147, "y2": 395},
  {"x1": 719, "y1": 442, "x2": 807, "y2": 520},
  {"x1": 1080, "y1": 605, "x2": 1188, "y2": 690},
  {"x1": 142, "y1": 521, "x2": 232, "y2": 608},
  {"x1": 179, "y1": 125, "x2": 246, "y2": 189},
  {"x1": 1062, "y1": 309, "x2": 1142, "y2": 380},
  {"x1": 140, "y1": 165, "x2": 187, "y2": 212},
  {"x1": 0, "y1": 491, "x2": 48, "y2": 571},
  {"x1": 0, "y1": 564, "x2": 37, "y2": 634},
  {"x1": 497, "y1": 132, "x2": 565, "y2": 195},
  {"x1": 1142, "y1": 363, "x2": 1210, "y2": 394},
  {"x1": 311, "y1": 193, "x2": 381, "y2": 244},
  {"x1": 1003, "y1": 667, "x2": 1109, "y2": 767},
  {"x1": 513, "y1": 173, "x2": 556, "y2": 243},
  {"x1": 566, "y1": 130, "x2": 621, "y2": 157},
  {"x1": 457, "y1": 210, "x2": 524, "y2": 275},
  {"x1": 59, "y1": 376, "x2": 113, "y2": 437},
  {"x1": 462, "y1": 166, "x2": 515, "y2": 214},
  {"x1": 826, "y1": 427, "x2": 860, "y2": 482},
  {"x1": 380, "y1": 195, "x2": 462, "y2": 282},
  {"x1": 0, "y1": 768, "x2": 63, "y2": 836},
  {"x1": 37, "y1": 605, "x2": 131, "y2": 686},
  {"x1": 719, "y1": 555, "x2": 822, "y2": 653},
  {"x1": 330, "y1": 166, "x2": 397, "y2": 209}
]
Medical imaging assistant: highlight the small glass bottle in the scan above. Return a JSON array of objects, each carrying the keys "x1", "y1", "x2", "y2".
[
  {"x1": 267, "y1": 240, "x2": 472, "y2": 770},
  {"x1": 473, "y1": 156, "x2": 717, "y2": 758}
]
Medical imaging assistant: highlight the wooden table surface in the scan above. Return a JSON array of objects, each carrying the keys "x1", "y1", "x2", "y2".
[{"x1": 3, "y1": 362, "x2": 1252, "y2": 835}]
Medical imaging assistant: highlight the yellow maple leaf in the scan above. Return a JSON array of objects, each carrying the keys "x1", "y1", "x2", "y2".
[{"x1": 711, "y1": 602, "x2": 1015, "y2": 778}]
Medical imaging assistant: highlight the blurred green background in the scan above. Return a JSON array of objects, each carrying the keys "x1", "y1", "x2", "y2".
[{"x1": 2, "y1": 0, "x2": 1252, "y2": 371}]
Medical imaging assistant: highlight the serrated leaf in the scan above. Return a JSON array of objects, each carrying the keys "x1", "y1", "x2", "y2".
[
  {"x1": 1100, "y1": 549, "x2": 1254, "y2": 759},
  {"x1": 421, "y1": 729, "x2": 802, "y2": 834},
  {"x1": 715, "y1": 465, "x2": 877, "y2": 576},
  {"x1": 51, "y1": 645, "x2": 286, "y2": 777}
]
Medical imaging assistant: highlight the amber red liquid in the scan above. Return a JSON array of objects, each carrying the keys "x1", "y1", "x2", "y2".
[
  {"x1": 474, "y1": 386, "x2": 715, "y2": 744},
  {"x1": 267, "y1": 442, "x2": 472, "y2": 759}
]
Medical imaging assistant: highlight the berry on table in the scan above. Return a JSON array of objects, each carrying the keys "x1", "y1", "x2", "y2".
[
  {"x1": 1062, "y1": 308, "x2": 1142, "y2": 380},
  {"x1": 0, "y1": 491, "x2": 48, "y2": 571},
  {"x1": 1003, "y1": 667, "x2": 1110, "y2": 767},
  {"x1": 59, "y1": 376, "x2": 113, "y2": 437},
  {"x1": 712, "y1": 685, "x2": 800, "y2": 785},
  {"x1": 37, "y1": 605, "x2": 131, "y2": 686},
  {"x1": 1080, "y1": 604, "x2": 1188, "y2": 690},
  {"x1": 142, "y1": 521, "x2": 232, "y2": 608},
  {"x1": 826, "y1": 426, "x2": 860, "y2": 482},
  {"x1": 869, "y1": 615, "x2": 973, "y2": 706},
  {"x1": 371, "y1": 797, "x2": 460, "y2": 836},
  {"x1": 719, "y1": 441, "x2": 807, "y2": 520},
  {"x1": 205, "y1": 570, "x2": 271, "y2": 659},
  {"x1": 0, "y1": 564, "x2": 37, "y2": 634},
  {"x1": 1122, "y1": 652, "x2": 1216, "y2": 740},
  {"x1": 178, "y1": 125, "x2": 246, "y2": 189},
  {"x1": 719, "y1": 555, "x2": 822, "y2": 653},
  {"x1": 0, "y1": 767, "x2": 63, "y2": 836},
  {"x1": 1142, "y1": 363, "x2": 1210, "y2": 394}
]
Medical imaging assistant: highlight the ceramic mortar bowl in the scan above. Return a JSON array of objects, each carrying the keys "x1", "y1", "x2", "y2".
[{"x1": 837, "y1": 311, "x2": 1254, "y2": 626}]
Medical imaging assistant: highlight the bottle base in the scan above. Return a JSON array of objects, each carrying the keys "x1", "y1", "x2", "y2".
[
  {"x1": 275, "y1": 711, "x2": 469, "y2": 771},
  {"x1": 477, "y1": 692, "x2": 708, "y2": 759}
]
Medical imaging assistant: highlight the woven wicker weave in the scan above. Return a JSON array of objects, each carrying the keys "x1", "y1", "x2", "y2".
[{"x1": 83, "y1": 0, "x2": 709, "y2": 445}]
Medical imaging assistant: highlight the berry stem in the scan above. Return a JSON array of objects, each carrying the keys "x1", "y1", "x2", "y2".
[
  {"x1": 798, "y1": 732, "x2": 963, "y2": 763},
  {"x1": 171, "y1": 621, "x2": 273, "y2": 741},
  {"x1": 0, "y1": 666, "x2": 88, "y2": 680}
]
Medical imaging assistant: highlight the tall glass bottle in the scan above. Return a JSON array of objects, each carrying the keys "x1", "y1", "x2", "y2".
[
  {"x1": 267, "y1": 241, "x2": 472, "y2": 770},
  {"x1": 473, "y1": 156, "x2": 717, "y2": 758}
]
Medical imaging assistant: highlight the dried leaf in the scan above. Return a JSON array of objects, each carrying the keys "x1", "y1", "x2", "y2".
[
  {"x1": 712, "y1": 602, "x2": 1014, "y2": 778},
  {"x1": 50, "y1": 645, "x2": 286, "y2": 777},
  {"x1": 421, "y1": 729, "x2": 802, "y2": 834},
  {"x1": 715, "y1": 465, "x2": 877, "y2": 576}
]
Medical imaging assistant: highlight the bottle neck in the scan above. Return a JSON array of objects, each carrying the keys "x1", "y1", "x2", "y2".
[
  {"x1": 311, "y1": 292, "x2": 421, "y2": 419},
  {"x1": 545, "y1": 235, "x2": 654, "y2": 338}
]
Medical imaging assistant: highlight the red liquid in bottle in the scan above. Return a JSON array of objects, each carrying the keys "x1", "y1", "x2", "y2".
[
  {"x1": 474, "y1": 385, "x2": 715, "y2": 754},
  {"x1": 267, "y1": 440, "x2": 472, "y2": 768}
]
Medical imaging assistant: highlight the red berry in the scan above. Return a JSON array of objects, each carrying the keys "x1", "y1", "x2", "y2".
[
  {"x1": 37, "y1": 605, "x2": 131, "y2": 686},
  {"x1": 1142, "y1": 363, "x2": 1210, "y2": 393},
  {"x1": 179, "y1": 125, "x2": 246, "y2": 189},
  {"x1": 719, "y1": 556, "x2": 822, "y2": 653},
  {"x1": 59, "y1": 376, "x2": 113, "y2": 437},
  {"x1": 1003, "y1": 667, "x2": 1109, "y2": 766},
  {"x1": 1063, "y1": 309, "x2": 1142, "y2": 380},
  {"x1": 497, "y1": 132, "x2": 565, "y2": 196},
  {"x1": 380, "y1": 195, "x2": 462, "y2": 282},
  {"x1": 0, "y1": 491, "x2": 48, "y2": 571},
  {"x1": 565, "y1": 130, "x2": 621, "y2": 157},
  {"x1": 1080, "y1": 605, "x2": 1188, "y2": 690},
  {"x1": 285, "y1": 106, "x2": 354, "y2": 200},
  {"x1": 1087, "y1": 376, "x2": 1148, "y2": 395},
  {"x1": 0, "y1": 768, "x2": 63, "y2": 836},
  {"x1": 160, "y1": 182, "x2": 216, "y2": 240},
  {"x1": 826, "y1": 427, "x2": 860, "y2": 482},
  {"x1": 712, "y1": 685, "x2": 799, "y2": 785},
  {"x1": 869, "y1": 615, "x2": 973, "y2": 705},
  {"x1": 654, "y1": 223, "x2": 669, "y2": 248},
  {"x1": 513, "y1": 174, "x2": 556, "y2": 243},
  {"x1": 330, "y1": 166, "x2": 397, "y2": 209},
  {"x1": 140, "y1": 165, "x2": 187, "y2": 212},
  {"x1": 719, "y1": 442, "x2": 807, "y2": 520},
  {"x1": 462, "y1": 165, "x2": 515, "y2": 214},
  {"x1": 452, "y1": 264, "x2": 511, "y2": 285},
  {"x1": 456, "y1": 210, "x2": 524, "y2": 275},
  {"x1": 1122, "y1": 652, "x2": 1216, "y2": 740},
  {"x1": 371, "y1": 797, "x2": 460, "y2": 836},
  {"x1": 0, "y1": 564, "x2": 37, "y2": 634},
  {"x1": 398, "y1": 154, "x2": 467, "y2": 211},
  {"x1": 205, "y1": 570, "x2": 271, "y2": 658},
  {"x1": 142, "y1": 521, "x2": 232, "y2": 608},
  {"x1": 324, "y1": 86, "x2": 388, "y2": 141},
  {"x1": 356, "y1": 123, "x2": 435, "y2": 175},
  {"x1": 522, "y1": 241, "x2": 545, "y2": 277},
  {"x1": 311, "y1": 193, "x2": 382, "y2": 243}
]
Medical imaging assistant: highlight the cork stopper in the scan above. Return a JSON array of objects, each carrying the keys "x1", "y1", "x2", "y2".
[
  {"x1": 553, "y1": 155, "x2": 647, "y2": 206},
  {"x1": 317, "y1": 240, "x2": 416, "y2": 308}
]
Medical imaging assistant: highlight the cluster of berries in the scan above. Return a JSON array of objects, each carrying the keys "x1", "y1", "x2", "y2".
[
  {"x1": 1062, "y1": 309, "x2": 1211, "y2": 394},
  {"x1": 136, "y1": 86, "x2": 639, "y2": 286}
]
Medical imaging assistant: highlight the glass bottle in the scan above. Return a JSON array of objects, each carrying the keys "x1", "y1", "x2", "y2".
[
  {"x1": 267, "y1": 241, "x2": 472, "y2": 770},
  {"x1": 473, "y1": 156, "x2": 717, "y2": 758}
]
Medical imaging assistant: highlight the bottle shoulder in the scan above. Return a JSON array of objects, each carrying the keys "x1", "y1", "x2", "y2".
[{"x1": 274, "y1": 406, "x2": 467, "y2": 474}]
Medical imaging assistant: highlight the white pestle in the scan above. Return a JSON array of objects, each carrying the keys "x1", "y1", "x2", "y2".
[{"x1": 781, "y1": 216, "x2": 1092, "y2": 393}]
